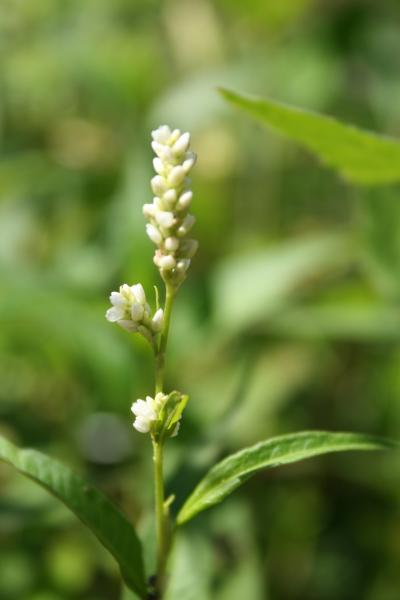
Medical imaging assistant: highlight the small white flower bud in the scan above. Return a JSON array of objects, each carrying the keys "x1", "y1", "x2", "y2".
[
  {"x1": 155, "y1": 210, "x2": 175, "y2": 229},
  {"x1": 146, "y1": 224, "x2": 163, "y2": 245},
  {"x1": 177, "y1": 190, "x2": 193, "y2": 210},
  {"x1": 170, "y1": 129, "x2": 181, "y2": 144},
  {"x1": 151, "y1": 125, "x2": 171, "y2": 143},
  {"x1": 109, "y1": 291, "x2": 124, "y2": 306},
  {"x1": 151, "y1": 175, "x2": 167, "y2": 196},
  {"x1": 131, "y1": 283, "x2": 146, "y2": 304},
  {"x1": 153, "y1": 157, "x2": 165, "y2": 175},
  {"x1": 168, "y1": 166, "x2": 186, "y2": 187},
  {"x1": 153, "y1": 392, "x2": 167, "y2": 411},
  {"x1": 182, "y1": 154, "x2": 196, "y2": 173},
  {"x1": 151, "y1": 308, "x2": 164, "y2": 332},
  {"x1": 178, "y1": 214, "x2": 196, "y2": 236},
  {"x1": 150, "y1": 175, "x2": 168, "y2": 196},
  {"x1": 133, "y1": 417, "x2": 151, "y2": 433},
  {"x1": 163, "y1": 189, "x2": 177, "y2": 208},
  {"x1": 106, "y1": 306, "x2": 124, "y2": 322},
  {"x1": 153, "y1": 196, "x2": 165, "y2": 210},
  {"x1": 131, "y1": 302, "x2": 144, "y2": 322},
  {"x1": 143, "y1": 203, "x2": 156, "y2": 218},
  {"x1": 120, "y1": 284, "x2": 131, "y2": 297},
  {"x1": 159, "y1": 255, "x2": 176, "y2": 270},
  {"x1": 165, "y1": 237, "x2": 179, "y2": 252},
  {"x1": 172, "y1": 132, "x2": 190, "y2": 156}
]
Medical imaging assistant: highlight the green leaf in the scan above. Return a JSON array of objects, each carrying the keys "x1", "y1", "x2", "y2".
[
  {"x1": 220, "y1": 88, "x2": 400, "y2": 185},
  {"x1": 177, "y1": 431, "x2": 396, "y2": 524},
  {"x1": 212, "y1": 232, "x2": 351, "y2": 333},
  {"x1": 164, "y1": 531, "x2": 213, "y2": 600},
  {"x1": 0, "y1": 436, "x2": 147, "y2": 598}
]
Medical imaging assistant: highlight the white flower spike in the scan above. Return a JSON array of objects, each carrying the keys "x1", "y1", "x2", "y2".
[{"x1": 145, "y1": 125, "x2": 198, "y2": 287}]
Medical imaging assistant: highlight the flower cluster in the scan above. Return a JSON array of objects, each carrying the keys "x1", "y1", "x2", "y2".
[
  {"x1": 105, "y1": 283, "x2": 163, "y2": 344},
  {"x1": 131, "y1": 393, "x2": 166, "y2": 433},
  {"x1": 144, "y1": 125, "x2": 198, "y2": 287},
  {"x1": 131, "y1": 392, "x2": 181, "y2": 437}
]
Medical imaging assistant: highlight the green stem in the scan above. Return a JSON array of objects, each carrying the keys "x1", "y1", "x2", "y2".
[
  {"x1": 152, "y1": 283, "x2": 175, "y2": 595},
  {"x1": 152, "y1": 437, "x2": 167, "y2": 590},
  {"x1": 155, "y1": 284, "x2": 175, "y2": 394}
]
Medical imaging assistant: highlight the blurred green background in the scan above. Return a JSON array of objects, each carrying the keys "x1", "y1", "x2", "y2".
[{"x1": 1, "y1": 1, "x2": 400, "y2": 599}]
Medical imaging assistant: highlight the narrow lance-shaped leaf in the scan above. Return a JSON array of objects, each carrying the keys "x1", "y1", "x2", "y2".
[
  {"x1": 220, "y1": 88, "x2": 400, "y2": 186},
  {"x1": 177, "y1": 431, "x2": 396, "y2": 524},
  {"x1": 0, "y1": 436, "x2": 147, "y2": 598}
]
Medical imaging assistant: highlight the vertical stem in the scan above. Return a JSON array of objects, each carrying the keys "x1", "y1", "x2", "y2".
[
  {"x1": 152, "y1": 437, "x2": 167, "y2": 588},
  {"x1": 155, "y1": 284, "x2": 175, "y2": 394},
  {"x1": 152, "y1": 282, "x2": 175, "y2": 595}
]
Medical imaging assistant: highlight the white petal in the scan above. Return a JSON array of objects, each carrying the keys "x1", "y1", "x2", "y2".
[
  {"x1": 168, "y1": 166, "x2": 186, "y2": 187},
  {"x1": 105, "y1": 306, "x2": 125, "y2": 322},
  {"x1": 170, "y1": 129, "x2": 181, "y2": 144},
  {"x1": 119, "y1": 283, "x2": 132, "y2": 298},
  {"x1": 143, "y1": 203, "x2": 156, "y2": 218},
  {"x1": 151, "y1": 175, "x2": 167, "y2": 196},
  {"x1": 177, "y1": 190, "x2": 192, "y2": 210},
  {"x1": 172, "y1": 132, "x2": 190, "y2": 156},
  {"x1": 146, "y1": 224, "x2": 162, "y2": 245},
  {"x1": 163, "y1": 189, "x2": 177, "y2": 207},
  {"x1": 131, "y1": 283, "x2": 146, "y2": 305},
  {"x1": 151, "y1": 141, "x2": 173, "y2": 162},
  {"x1": 133, "y1": 417, "x2": 151, "y2": 433},
  {"x1": 152, "y1": 308, "x2": 164, "y2": 332},
  {"x1": 131, "y1": 302, "x2": 144, "y2": 322},
  {"x1": 155, "y1": 211, "x2": 175, "y2": 229},
  {"x1": 110, "y1": 291, "x2": 124, "y2": 306},
  {"x1": 165, "y1": 237, "x2": 179, "y2": 252},
  {"x1": 153, "y1": 157, "x2": 165, "y2": 175},
  {"x1": 159, "y1": 255, "x2": 176, "y2": 270},
  {"x1": 151, "y1": 125, "x2": 171, "y2": 143},
  {"x1": 131, "y1": 399, "x2": 147, "y2": 416},
  {"x1": 131, "y1": 399, "x2": 156, "y2": 420},
  {"x1": 182, "y1": 156, "x2": 196, "y2": 173}
]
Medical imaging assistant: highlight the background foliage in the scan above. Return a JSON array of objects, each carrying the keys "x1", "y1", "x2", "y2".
[{"x1": 1, "y1": 1, "x2": 400, "y2": 599}]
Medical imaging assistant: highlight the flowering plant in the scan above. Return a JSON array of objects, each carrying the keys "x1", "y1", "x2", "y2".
[{"x1": 0, "y1": 124, "x2": 396, "y2": 600}]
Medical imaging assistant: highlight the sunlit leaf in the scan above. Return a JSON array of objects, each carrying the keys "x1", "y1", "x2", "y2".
[
  {"x1": 220, "y1": 88, "x2": 400, "y2": 185},
  {"x1": 177, "y1": 431, "x2": 395, "y2": 524},
  {"x1": 0, "y1": 436, "x2": 147, "y2": 598}
]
